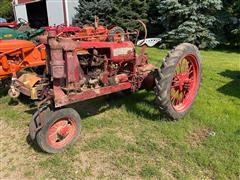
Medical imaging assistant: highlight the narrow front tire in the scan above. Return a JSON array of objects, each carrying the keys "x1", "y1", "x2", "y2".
[{"x1": 36, "y1": 108, "x2": 81, "y2": 153}]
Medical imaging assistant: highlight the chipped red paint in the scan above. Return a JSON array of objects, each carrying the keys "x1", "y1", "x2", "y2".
[
  {"x1": 43, "y1": 25, "x2": 81, "y2": 35},
  {"x1": 35, "y1": 28, "x2": 156, "y2": 108},
  {"x1": 78, "y1": 41, "x2": 136, "y2": 63},
  {"x1": 54, "y1": 82, "x2": 132, "y2": 107}
]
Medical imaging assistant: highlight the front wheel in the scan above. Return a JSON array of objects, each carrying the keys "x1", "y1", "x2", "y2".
[
  {"x1": 36, "y1": 108, "x2": 81, "y2": 153},
  {"x1": 155, "y1": 43, "x2": 202, "y2": 119}
]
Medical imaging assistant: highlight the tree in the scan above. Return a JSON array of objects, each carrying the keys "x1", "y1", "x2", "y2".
[
  {"x1": 0, "y1": 0, "x2": 14, "y2": 21},
  {"x1": 157, "y1": 0, "x2": 222, "y2": 48},
  {"x1": 217, "y1": 0, "x2": 240, "y2": 46},
  {"x1": 74, "y1": 0, "x2": 114, "y2": 26},
  {"x1": 146, "y1": 0, "x2": 163, "y2": 37},
  {"x1": 111, "y1": 0, "x2": 149, "y2": 30},
  {"x1": 74, "y1": 0, "x2": 149, "y2": 31}
]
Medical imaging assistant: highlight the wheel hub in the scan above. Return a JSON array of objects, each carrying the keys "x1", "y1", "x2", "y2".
[
  {"x1": 57, "y1": 123, "x2": 71, "y2": 139},
  {"x1": 47, "y1": 117, "x2": 77, "y2": 149},
  {"x1": 170, "y1": 55, "x2": 199, "y2": 112}
]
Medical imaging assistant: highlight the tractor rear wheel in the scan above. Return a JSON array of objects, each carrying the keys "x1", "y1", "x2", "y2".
[
  {"x1": 155, "y1": 43, "x2": 202, "y2": 119},
  {"x1": 35, "y1": 108, "x2": 81, "y2": 153}
]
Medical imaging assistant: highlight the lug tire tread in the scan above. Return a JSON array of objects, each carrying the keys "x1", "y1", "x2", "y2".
[{"x1": 155, "y1": 43, "x2": 202, "y2": 120}]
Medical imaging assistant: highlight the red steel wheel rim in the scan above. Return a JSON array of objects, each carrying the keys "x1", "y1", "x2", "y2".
[
  {"x1": 170, "y1": 54, "x2": 199, "y2": 112},
  {"x1": 47, "y1": 117, "x2": 77, "y2": 149}
]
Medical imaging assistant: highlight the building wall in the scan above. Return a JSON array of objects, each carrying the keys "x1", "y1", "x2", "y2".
[
  {"x1": 13, "y1": 0, "x2": 78, "y2": 26},
  {"x1": 14, "y1": 4, "x2": 28, "y2": 23},
  {"x1": 67, "y1": 0, "x2": 78, "y2": 25},
  {"x1": 46, "y1": 0, "x2": 65, "y2": 26}
]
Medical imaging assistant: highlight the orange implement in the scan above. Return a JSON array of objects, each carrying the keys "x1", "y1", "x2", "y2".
[{"x1": 0, "y1": 39, "x2": 46, "y2": 79}]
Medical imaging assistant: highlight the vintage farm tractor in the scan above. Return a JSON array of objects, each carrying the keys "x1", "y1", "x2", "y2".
[
  {"x1": 11, "y1": 20, "x2": 202, "y2": 154},
  {"x1": 0, "y1": 20, "x2": 126, "y2": 93},
  {"x1": 42, "y1": 17, "x2": 125, "y2": 42},
  {"x1": 0, "y1": 39, "x2": 46, "y2": 95},
  {"x1": 73, "y1": 17, "x2": 125, "y2": 42}
]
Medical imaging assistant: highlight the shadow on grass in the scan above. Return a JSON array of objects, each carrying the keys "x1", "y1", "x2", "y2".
[
  {"x1": 235, "y1": 129, "x2": 240, "y2": 136},
  {"x1": 24, "y1": 91, "x2": 166, "y2": 153},
  {"x1": 69, "y1": 90, "x2": 166, "y2": 121},
  {"x1": 0, "y1": 87, "x2": 37, "y2": 107},
  {"x1": 212, "y1": 46, "x2": 240, "y2": 54},
  {"x1": 26, "y1": 135, "x2": 45, "y2": 153},
  {"x1": 0, "y1": 87, "x2": 8, "y2": 98},
  {"x1": 217, "y1": 70, "x2": 240, "y2": 98},
  {"x1": 22, "y1": 90, "x2": 166, "y2": 122}
]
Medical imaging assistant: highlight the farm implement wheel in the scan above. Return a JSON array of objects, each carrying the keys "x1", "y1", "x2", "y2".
[
  {"x1": 8, "y1": 87, "x2": 20, "y2": 99},
  {"x1": 35, "y1": 108, "x2": 81, "y2": 153},
  {"x1": 155, "y1": 43, "x2": 202, "y2": 119}
]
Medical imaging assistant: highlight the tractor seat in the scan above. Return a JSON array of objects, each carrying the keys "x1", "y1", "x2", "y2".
[{"x1": 137, "y1": 38, "x2": 161, "y2": 47}]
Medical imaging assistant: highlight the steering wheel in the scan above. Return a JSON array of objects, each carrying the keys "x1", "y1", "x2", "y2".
[
  {"x1": 18, "y1": 18, "x2": 28, "y2": 25},
  {"x1": 125, "y1": 19, "x2": 148, "y2": 45},
  {"x1": 136, "y1": 20, "x2": 147, "y2": 42}
]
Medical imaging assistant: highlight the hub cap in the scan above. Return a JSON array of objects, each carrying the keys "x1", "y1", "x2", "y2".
[
  {"x1": 47, "y1": 117, "x2": 77, "y2": 149},
  {"x1": 170, "y1": 55, "x2": 199, "y2": 112}
]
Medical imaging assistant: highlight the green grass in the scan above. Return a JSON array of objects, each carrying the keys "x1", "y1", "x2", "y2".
[{"x1": 0, "y1": 48, "x2": 239, "y2": 179}]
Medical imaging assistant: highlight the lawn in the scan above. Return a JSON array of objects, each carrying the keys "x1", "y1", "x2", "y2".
[{"x1": 0, "y1": 48, "x2": 239, "y2": 179}]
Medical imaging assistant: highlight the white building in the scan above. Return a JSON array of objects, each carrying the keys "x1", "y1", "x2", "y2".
[{"x1": 12, "y1": 0, "x2": 79, "y2": 27}]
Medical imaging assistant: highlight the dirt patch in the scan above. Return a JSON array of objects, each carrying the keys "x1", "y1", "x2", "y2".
[
  {"x1": 187, "y1": 127, "x2": 213, "y2": 148},
  {"x1": 0, "y1": 119, "x2": 46, "y2": 179},
  {"x1": 115, "y1": 129, "x2": 136, "y2": 144},
  {"x1": 71, "y1": 150, "x2": 142, "y2": 179}
]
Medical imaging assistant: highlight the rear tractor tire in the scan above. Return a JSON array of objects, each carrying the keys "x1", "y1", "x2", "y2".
[
  {"x1": 34, "y1": 108, "x2": 81, "y2": 153},
  {"x1": 155, "y1": 43, "x2": 202, "y2": 119}
]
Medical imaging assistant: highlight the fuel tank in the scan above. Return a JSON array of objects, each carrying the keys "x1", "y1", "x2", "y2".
[{"x1": 78, "y1": 41, "x2": 135, "y2": 63}]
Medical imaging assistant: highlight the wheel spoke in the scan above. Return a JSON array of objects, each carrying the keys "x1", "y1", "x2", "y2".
[
  {"x1": 172, "y1": 78, "x2": 179, "y2": 82},
  {"x1": 171, "y1": 89, "x2": 179, "y2": 101},
  {"x1": 181, "y1": 90, "x2": 186, "y2": 103},
  {"x1": 171, "y1": 84, "x2": 180, "y2": 88},
  {"x1": 174, "y1": 70, "x2": 179, "y2": 77},
  {"x1": 188, "y1": 64, "x2": 193, "y2": 74},
  {"x1": 176, "y1": 96, "x2": 180, "y2": 105},
  {"x1": 171, "y1": 79, "x2": 180, "y2": 87},
  {"x1": 171, "y1": 89, "x2": 181, "y2": 105},
  {"x1": 183, "y1": 59, "x2": 188, "y2": 73},
  {"x1": 178, "y1": 61, "x2": 183, "y2": 74}
]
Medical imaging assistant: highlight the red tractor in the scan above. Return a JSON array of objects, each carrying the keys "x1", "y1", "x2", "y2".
[{"x1": 13, "y1": 24, "x2": 202, "y2": 153}]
